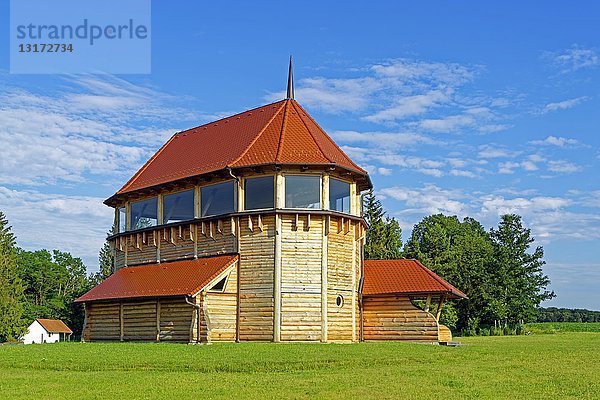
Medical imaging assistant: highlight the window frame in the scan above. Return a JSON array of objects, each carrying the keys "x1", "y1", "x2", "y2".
[
  {"x1": 129, "y1": 196, "x2": 159, "y2": 231},
  {"x1": 283, "y1": 174, "x2": 322, "y2": 210},
  {"x1": 243, "y1": 175, "x2": 276, "y2": 211},
  {"x1": 162, "y1": 188, "x2": 196, "y2": 225},
  {"x1": 328, "y1": 177, "x2": 352, "y2": 214},
  {"x1": 200, "y1": 179, "x2": 238, "y2": 218}
]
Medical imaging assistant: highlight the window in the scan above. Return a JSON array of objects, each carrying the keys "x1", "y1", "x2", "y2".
[
  {"x1": 245, "y1": 176, "x2": 274, "y2": 210},
  {"x1": 285, "y1": 175, "x2": 320, "y2": 209},
  {"x1": 163, "y1": 189, "x2": 195, "y2": 224},
  {"x1": 201, "y1": 181, "x2": 236, "y2": 217},
  {"x1": 130, "y1": 197, "x2": 158, "y2": 230},
  {"x1": 336, "y1": 295, "x2": 344, "y2": 307},
  {"x1": 118, "y1": 207, "x2": 126, "y2": 233},
  {"x1": 209, "y1": 275, "x2": 228, "y2": 292},
  {"x1": 329, "y1": 178, "x2": 351, "y2": 213}
]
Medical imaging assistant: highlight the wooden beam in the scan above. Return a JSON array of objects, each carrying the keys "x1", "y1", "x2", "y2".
[
  {"x1": 436, "y1": 295, "x2": 445, "y2": 322},
  {"x1": 156, "y1": 299, "x2": 161, "y2": 342},
  {"x1": 321, "y1": 215, "x2": 328, "y2": 343},
  {"x1": 425, "y1": 295, "x2": 432, "y2": 313},
  {"x1": 274, "y1": 214, "x2": 282, "y2": 342},
  {"x1": 119, "y1": 302, "x2": 124, "y2": 341}
]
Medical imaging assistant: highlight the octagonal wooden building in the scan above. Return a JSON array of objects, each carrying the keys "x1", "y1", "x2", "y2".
[{"x1": 77, "y1": 63, "x2": 465, "y2": 343}]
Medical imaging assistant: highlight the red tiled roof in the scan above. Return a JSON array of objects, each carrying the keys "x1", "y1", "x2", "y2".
[
  {"x1": 114, "y1": 99, "x2": 367, "y2": 196},
  {"x1": 36, "y1": 319, "x2": 72, "y2": 334},
  {"x1": 362, "y1": 259, "x2": 467, "y2": 298},
  {"x1": 76, "y1": 255, "x2": 238, "y2": 302}
]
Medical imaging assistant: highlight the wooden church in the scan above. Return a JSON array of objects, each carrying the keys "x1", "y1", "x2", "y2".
[{"x1": 77, "y1": 60, "x2": 465, "y2": 343}]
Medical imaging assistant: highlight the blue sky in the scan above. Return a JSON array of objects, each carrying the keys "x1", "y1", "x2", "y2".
[{"x1": 1, "y1": 1, "x2": 599, "y2": 309}]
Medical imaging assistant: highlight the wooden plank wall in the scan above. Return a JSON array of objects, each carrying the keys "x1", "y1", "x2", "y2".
[
  {"x1": 238, "y1": 215, "x2": 275, "y2": 341},
  {"x1": 159, "y1": 226, "x2": 195, "y2": 261},
  {"x1": 125, "y1": 233, "x2": 157, "y2": 266},
  {"x1": 280, "y1": 215, "x2": 323, "y2": 342},
  {"x1": 326, "y1": 217, "x2": 355, "y2": 342},
  {"x1": 362, "y1": 295, "x2": 439, "y2": 342},
  {"x1": 84, "y1": 302, "x2": 120, "y2": 341},
  {"x1": 203, "y1": 267, "x2": 238, "y2": 342},
  {"x1": 83, "y1": 298, "x2": 194, "y2": 342}
]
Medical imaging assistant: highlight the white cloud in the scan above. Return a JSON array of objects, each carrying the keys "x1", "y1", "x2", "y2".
[
  {"x1": 547, "y1": 160, "x2": 581, "y2": 173},
  {"x1": 543, "y1": 96, "x2": 588, "y2": 113},
  {"x1": 0, "y1": 186, "x2": 113, "y2": 270},
  {"x1": 364, "y1": 90, "x2": 450, "y2": 123},
  {"x1": 331, "y1": 130, "x2": 436, "y2": 149},
  {"x1": 478, "y1": 144, "x2": 519, "y2": 159},
  {"x1": 548, "y1": 45, "x2": 599, "y2": 73},
  {"x1": 529, "y1": 135, "x2": 579, "y2": 147}
]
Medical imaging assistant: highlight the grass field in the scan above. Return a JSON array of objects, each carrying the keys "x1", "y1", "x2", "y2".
[
  {"x1": 525, "y1": 322, "x2": 600, "y2": 334},
  {"x1": 1, "y1": 332, "x2": 599, "y2": 399}
]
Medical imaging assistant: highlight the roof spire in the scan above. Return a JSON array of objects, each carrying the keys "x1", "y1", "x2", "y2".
[{"x1": 286, "y1": 55, "x2": 294, "y2": 100}]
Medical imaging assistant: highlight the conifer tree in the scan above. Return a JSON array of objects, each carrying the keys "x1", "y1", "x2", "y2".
[
  {"x1": 0, "y1": 212, "x2": 26, "y2": 341},
  {"x1": 363, "y1": 190, "x2": 402, "y2": 259}
]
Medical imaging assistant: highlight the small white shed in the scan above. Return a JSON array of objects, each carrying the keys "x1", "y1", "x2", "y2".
[{"x1": 22, "y1": 319, "x2": 73, "y2": 344}]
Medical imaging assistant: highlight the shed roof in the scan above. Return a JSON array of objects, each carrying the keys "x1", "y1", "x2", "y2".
[
  {"x1": 76, "y1": 255, "x2": 238, "y2": 302},
  {"x1": 36, "y1": 319, "x2": 73, "y2": 334},
  {"x1": 363, "y1": 259, "x2": 467, "y2": 298},
  {"x1": 111, "y1": 99, "x2": 368, "y2": 201}
]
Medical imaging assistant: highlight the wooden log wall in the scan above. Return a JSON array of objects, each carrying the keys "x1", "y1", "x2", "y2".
[
  {"x1": 83, "y1": 297, "x2": 194, "y2": 342},
  {"x1": 111, "y1": 219, "x2": 237, "y2": 270},
  {"x1": 203, "y1": 267, "x2": 238, "y2": 342},
  {"x1": 280, "y1": 215, "x2": 323, "y2": 342},
  {"x1": 326, "y1": 217, "x2": 356, "y2": 342},
  {"x1": 362, "y1": 295, "x2": 439, "y2": 342},
  {"x1": 238, "y1": 215, "x2": 275, "y2": 341}
]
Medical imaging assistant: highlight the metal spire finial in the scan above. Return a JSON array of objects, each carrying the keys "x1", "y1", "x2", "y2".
[{"x1": 286, "y1": 55, "x2": 294, "y2": 100}]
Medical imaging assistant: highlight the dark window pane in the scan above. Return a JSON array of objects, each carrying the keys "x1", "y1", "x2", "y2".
[
  {"x1": 285, "y1": 176, "x2": 320, "y2": 209},
  {"x1": 329, "y1": 178, "x2": 350, "y2": 213},
  {"x1": 201, "y1": 181, "x2": 236, "y2": 217},
  {"x1": 164, "y1": 189, "x2": 195, "y2": 224},
  {"x1": 245, "y1": 176, "x2": 274, "y2": 210},
  {"x1": 118, "y1": 207, "x2": 126, "y2": 233},
  {"x1": 130, "y1": 197, "x2": 158, "y2": 230}
]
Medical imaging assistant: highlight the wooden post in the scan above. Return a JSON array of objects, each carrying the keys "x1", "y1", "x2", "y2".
[
  {"x1": 425, "y1": 295, "x2": 432, "y2": 313},
  {"x1": 321, "y1": 215, "x2": 328, "y2": 343},
  {"x1": 436, "y1": 296, "x2": 445, "y2": 322},
  {"x1": 236, "y1": 259, "x2": 241, "y2": 342},
  {"x1": 274, "y1": 214, "x2": 282, "y2": 342},
  {"x1": 156, "y1": 299, "x2": 161, "y2": 342},
  {"x1": 351, "y1": 225, "x2": 357, "y2": 342},
  {"x1": 119, "y1": 302, "x2": 124, "y2": 341}
]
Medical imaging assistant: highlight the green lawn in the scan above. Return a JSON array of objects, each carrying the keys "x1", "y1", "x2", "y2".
[
  {"x1": 1, "y1": 333, "x2": 599, "y2": 399},
  {"x1": 526, "y1": 322, "x2": 600, "y2": 334}
]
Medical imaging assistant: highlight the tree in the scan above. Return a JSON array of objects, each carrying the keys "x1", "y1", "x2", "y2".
[
  {"x1": 16, "y1": 248, "x2": 92, "y2": 337},
  {"x1": 489, "y1": 214, "x2": 555, "y2": 324},
  {"x1": 0, "y1": 212, "x2": 26, "y2": 341},
  {"x1": 404, "y1": 214, "x2": 496, "y2": 332},
  {"x1": 363, "y1": 190, "x2": 402, "y2": 259}
]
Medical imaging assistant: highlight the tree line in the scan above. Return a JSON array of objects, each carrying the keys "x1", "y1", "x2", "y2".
[
  {"x1": 0, "y1": 211, "x2": 112, "y2": 342},
  {"x1": 364, "y1": 190, "x2": 555, "y2": 334},
  {"x1": 536, "y1": 307, "x2": 600, "y2": 323}
]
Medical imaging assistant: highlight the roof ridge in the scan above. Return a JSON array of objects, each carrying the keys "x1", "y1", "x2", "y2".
[
  {"x1": 118, "y1": 131, "x2": 179, "y2": 194},
  {"x1": 412, "y1": 259, "x2": 467, "y2": 298},
  {"x1": 289, "y1": 100, "x2": 334, "y2": 164},
  {"x1": 229, "y1": 100, "x2": 288, "y2": 167},
  {"x1": 292, "y1": 100, "x2": 366, "y2": 173},
  {"x1": 275, "y1": 99, "x2": 291, "y2": 162},
  {"x1": 178, "y1": 99, "x2": 287, "y2": 135}
]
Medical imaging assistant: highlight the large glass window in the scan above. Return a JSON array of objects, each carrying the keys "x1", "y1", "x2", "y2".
[
  {"x1": 164, "y1": 189, "x2": 195, "y2": 224},
  {"x1": 285, "y1": 175, "x2": 320, "y2": 209},
  {"x1": 329, "y1": 178, "x2": 351, "y2": 213},
  {"x1": 118, "y1": 207, "x2": 126, "y2": 233},
  {"x1": 245, "y1": 176, "x2": 274, "y2": 210},
  {"x1": 201, "y1": 181, "x2": 236, "y2": 217},
  {"x1": 130, "y1": 197, "x2": 158, "y2": 230}
]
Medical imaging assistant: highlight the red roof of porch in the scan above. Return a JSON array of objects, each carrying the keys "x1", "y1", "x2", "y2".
[
  {"x1": 76, "y1": 255, "x2": 238, "y2": 302},
  {"x1": 363, "y1": 259, "x2": 467, "y2": 299}
]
